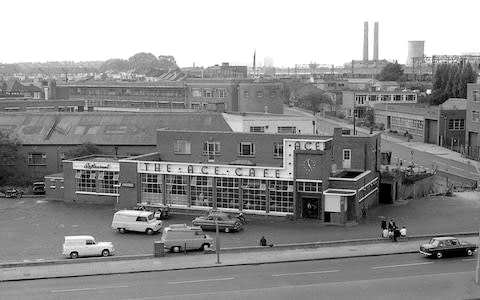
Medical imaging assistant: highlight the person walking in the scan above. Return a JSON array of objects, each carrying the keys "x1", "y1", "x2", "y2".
[
  {"x1": 381, "y1": 218, "x2": 387, "y2": 230},
  {"x1": 259, "y1": 236, "x2": 267, "y2": 247}
]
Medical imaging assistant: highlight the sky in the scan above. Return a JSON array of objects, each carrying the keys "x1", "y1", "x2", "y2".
[{"x1": 1, "y1": 0, "x2": 479, "y2": 68}]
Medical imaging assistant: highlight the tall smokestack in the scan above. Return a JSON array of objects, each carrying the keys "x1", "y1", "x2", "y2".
[
  {"x1": 373, "y1": 22, "x2": 379, "y2": 61},
  {"x1": 363, "y1": 22, "x2": 369, "y2": 61}
]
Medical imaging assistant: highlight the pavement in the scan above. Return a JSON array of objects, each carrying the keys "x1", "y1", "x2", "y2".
[{"x1": 1, "y1": 235, "x2": 478, "y2": 282}]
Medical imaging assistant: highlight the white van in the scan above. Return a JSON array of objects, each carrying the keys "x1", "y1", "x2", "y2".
[
  {"x1": 62, "y1": 235, "x2": 114, "y2": 259},
  {"x1": 161, "y1": 224, "x2": 213, "y2": 253},
  {"x1": 112, "y1": 210, "x2": 162, "y2": 235}
]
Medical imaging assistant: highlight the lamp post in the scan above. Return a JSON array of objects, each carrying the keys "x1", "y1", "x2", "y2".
[{"x1": 215, "y1": 216, "x2": 221, "y2": 264}]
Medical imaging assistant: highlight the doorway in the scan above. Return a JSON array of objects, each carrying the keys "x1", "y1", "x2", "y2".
[{"x1": 303, "y1": 196, "x2": 319, "y2": 219}]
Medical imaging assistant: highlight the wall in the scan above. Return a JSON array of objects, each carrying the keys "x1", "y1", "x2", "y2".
[{"x1": 237, "y1": 82, "x2": 285, "y2": 114}]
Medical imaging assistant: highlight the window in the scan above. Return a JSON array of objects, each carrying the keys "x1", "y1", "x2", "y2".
[
  {"x1": 473, "y1": 111, "x2": 480, "y2": 123},
  {"x1": 98, "y1": 171, "x2": 119, "y2": 194},
  {"x1": 191, "y1": 176, "x2": 213, "y2": 207},
  {"x1": 473, "y1": 90, "x2": 480, "y2": 102},
  {"x1": 239, "y1": 142, "x2": 255, "y2": 157},
  {"x1": 343, "y1": 149, "x2": 351, "y2": 160},
  {"x1": 165, "y1": 175, "x2": 188, "y2": 206},
  {"x1": 141, "y1": 173, "x2": 163, "y2": 204},
  {"x1": 202, "y1": 89, "x2": 213, "y2": 98},
  {"x1": 243, "y1": 90, "x2": 249, "y2": 98},
  {"x1": 368, "y1": 95, "x2": 378, "y2": 102},
  {"x1": 75, "y1": 170, "x2": 96, "y2": 192},
  {"x1": 216, "y1": 178, "x2": 240, "y2": 209},
  {"x1": 28, "y1": 153, "x2": 47, "y2": 166},
  {"x1": 381, "y1": 94, "x2": 390, "y2": 102},
  {"x1": 203, "y1": 141, "x2": 221, "y2": 155},
  {"x1": 250, "y1": 126, "x2": 265, "y2": 133},
  {"x1": 406, "y1": 94, "x2": 416, "y2": 101},
  {"x1": 270, "y1": 91, "x2": 277, "y2": 97},
  {"x1": 278, "y1": 126, "x2": 296, "y2": 134},
  {"x1": 269, "y1": 180, "x2": 294, "y2": 213},
  {"x1": 192, "y1": 88, "x2": 202, "y2": 97},
  {"x1": 242, "y1": 179, "x2": 266, "y2": 211},
  {"x1": 216, "y1": 88, "x2": 226, "y2": 98},
  {"x1": 256, "y1": 91, "x2": 264, "y2": 98},
  {"x1": 174, "y1": 140, "x2": 191, "y2": 154},
  {"x1": 136, "y1": 216, "x2": 147, "y2": 222},
  {"x1": 297, "y1": 181, "x2": 322, "y2": 193},
  {"x1": 355, "y1": 95, "x2": 367, "y2": 105},
  {"x1": 448, "y1": 119, "x2": 465, "y2": 130},
  {"x1": 393, "y1": 95, "x2": 402, "y2": 101},
  {"x1": 273, "y1": 142, "x2": 283, "y2": 158}
]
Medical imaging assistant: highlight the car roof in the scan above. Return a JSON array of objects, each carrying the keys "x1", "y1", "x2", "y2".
[
  {"x1": 65, "y1": 235, "x2": 95, "y2": 240},
  {"x1": 432, "y1": 237, "x2": 457, "y2": 240},
  {"x1": 115, "y1": 210, "x2": 153, "y2": 217}
]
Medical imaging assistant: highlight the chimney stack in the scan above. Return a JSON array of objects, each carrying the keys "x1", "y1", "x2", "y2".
[
  {"x1": 363, "y1": 22, "x2": 369, "y2": 61},
  {"x1": 373, "y1": 22, "x2": 379, "y2": 60}
]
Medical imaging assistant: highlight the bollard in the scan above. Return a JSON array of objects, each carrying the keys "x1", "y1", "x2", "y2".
[{"x1": 154, "y1": 241, "x2": 164, "y2": 257}]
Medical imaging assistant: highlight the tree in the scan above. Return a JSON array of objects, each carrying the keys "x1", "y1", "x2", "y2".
[
  {"x1": 99, "y1": 59, "x2": 130, "y2": 73},
  {"x1": 431, "y1": 62, "x2": 477, "y2": 105},
  {"x1": 377, "y1": 62, "x2": 404, "y2": 81},
  {"x1": 128, "y1": 52, "x2": 160, "y2": 74},
  {"x1": 295, "y1": 84, "x2": 332, "y2": 113},
  {"x1": 0, "y1": 132, "x2": 23, "y2": 185},
  {"x1": 64, "y1": 143, "x2": 103, "y2": 160}
]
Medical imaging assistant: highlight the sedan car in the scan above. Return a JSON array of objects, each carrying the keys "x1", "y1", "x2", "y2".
[
  {"x1": 419, "y1": 236, "x2": 477, "y2": 259},
  {"x1": 192, "y1": 211, "x2": 243, "y2": 233}
]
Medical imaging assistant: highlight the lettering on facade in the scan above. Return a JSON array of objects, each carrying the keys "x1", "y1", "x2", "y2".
[
  {"x1": 121, "y1": 183, "x2": 135, "y2": 188},
  {"x1": 294, "y1": 141, "x2": 322, "y2": 151},
  {"x1": 84, "y1": 162, "x2": 110, "y2": 169}
]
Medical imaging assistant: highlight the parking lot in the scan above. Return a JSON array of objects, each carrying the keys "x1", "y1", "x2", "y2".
[{"x1": 0, "y1": 192, "x2": 479, "y2": 263}]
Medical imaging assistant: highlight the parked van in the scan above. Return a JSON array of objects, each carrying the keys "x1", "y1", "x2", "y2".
[
  {"x1": 112, "y1": 210, "x2": 162, "y2": 235},
  {"x1": 161, "y1": 224, "x2": 213, "y2": 253},
  {"x1": 62, "y1": 235, "x2": 114, "y2": 259}
]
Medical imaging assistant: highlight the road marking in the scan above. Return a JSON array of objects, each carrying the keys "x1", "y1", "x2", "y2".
[
  {"x1": 168, "y1": 277, "x2": 234, "y2": 285},
  {"x1": 372, "y1": 262, "x2": 433, "y2": 269},
  {"x1": 272, "y1": 270, "x2": 339, "y2": 277},
  {"x1": 52, "y1": 285, "x2": 128, "y2": 293}
]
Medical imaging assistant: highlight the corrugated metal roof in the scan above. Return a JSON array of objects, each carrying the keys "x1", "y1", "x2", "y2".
[{"x1": 0, "y1": 112, "x2": 232, "y2": 145}]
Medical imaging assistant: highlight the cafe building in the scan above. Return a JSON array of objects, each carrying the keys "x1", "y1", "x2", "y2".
[{"x1": 55, "y1": 128, "x2": 380, "y2": 224}]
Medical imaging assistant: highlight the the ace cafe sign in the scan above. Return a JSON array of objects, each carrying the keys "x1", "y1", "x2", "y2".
[
  {"x1": 72, "y1": 161, "x2": 120, "y2": 172},
  {"x1": 137, "y1": 138, "x2": 330, "y2": 180}
]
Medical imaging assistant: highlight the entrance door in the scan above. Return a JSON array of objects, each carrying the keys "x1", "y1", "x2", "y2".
[{"x1": 303, "y1": 197, "x2": 319, "y2": 219}]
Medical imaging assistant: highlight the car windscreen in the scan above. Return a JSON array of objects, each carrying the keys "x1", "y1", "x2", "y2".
[
  {"x1": 429, "y1": 239, "x2": 439, "y2": 247},
  {"x1": 147, "y1": 213, "x2": 154, "y2": 221}
]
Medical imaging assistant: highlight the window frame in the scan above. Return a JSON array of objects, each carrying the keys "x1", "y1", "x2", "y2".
[{"x1": 238, "y1": 142, "x2": 255, "y2": 157}]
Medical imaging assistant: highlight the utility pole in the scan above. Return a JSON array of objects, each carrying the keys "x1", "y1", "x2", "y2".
[
  {"x1": 476, "y1": 224, "x2": 480, "y2": 284},
  {"x1": 215, "y1": 216, "x2": 221, "y2": 264}
]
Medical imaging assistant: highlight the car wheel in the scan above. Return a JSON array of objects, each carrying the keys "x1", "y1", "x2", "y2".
[
  {"x1": 172, "y1": 246, "x2": 180, "y2": 253},
  {"x1": 224, "y1": 227, "x2": 230, "y2": 233},
  {"x1": 436, "y1": 252, "x2": 443, "y2": 259},
  {"x1": 146, "y1": 228, "x2": 154, "y2": 235},
  {"x1": 467, "y1": 249, "x2": 474, "y2": 256},
  {"x1": 102, "y1": 249, "x2": 110, "y2": 257},
  {"x1": 202, "y1": 243, "x2": 210, "y2": 251},
  {"x1": 118, "y1": 228, "x2": 126, "y2": 234},
  {"x1": 70, "y1": 252, "x2": 79, "y2": 259}
]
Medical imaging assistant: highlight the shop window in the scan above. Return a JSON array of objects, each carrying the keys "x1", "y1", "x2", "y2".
[
  {"x1": 448, "y1": 119, "x2": 465, "y2": 130},
  {"x1": 216, "y1": 178, "x2": 240, "y2": 209},
  {"x1": 269, "y1": 180, "x2": 294, "y2": 213},
  {"x1": 192, "y1": 88, "x2": 201, "y2": 97},
  {"x1": 191, "y1": 176, "x2": 213, "y2": 207},
  {"x1": 141, "y1": 173, "x2": 163, "y2": 204},
  {"x1": 256, "y1": 91, "x2": 264, "y2": 98},
  {"x1": 75, "y1": 170, "x2": 96, "y2": 193},
  {"x1": 242, "y1": 179, "x2": 266, "y2": 212},
  {"x1": 98, "y1": 171, "x2": 119, "y2": 194}
]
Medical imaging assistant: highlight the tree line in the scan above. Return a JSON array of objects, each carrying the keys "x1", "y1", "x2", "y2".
[{"x1": 431, "y1": 63, "x2": 477, "y2": 105}]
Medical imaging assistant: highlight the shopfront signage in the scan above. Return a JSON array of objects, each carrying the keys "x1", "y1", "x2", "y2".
[
  {"x1": 121, "y1": 182, "x2": 135, "y2": 188},
  {"x1": 84, "y1": 162, "x2": 110, "y2": 169}
]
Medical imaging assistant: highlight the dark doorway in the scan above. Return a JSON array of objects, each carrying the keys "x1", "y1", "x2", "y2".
[
  {"x1": 380, "y1": 183, "x2": 393, "y2": 204},
  {"x1": 324, "y1": 212, "x2": 331, "y2": 223},
  {"x1": 303, "y1": 197, "x2": 319, "y2": 219}
]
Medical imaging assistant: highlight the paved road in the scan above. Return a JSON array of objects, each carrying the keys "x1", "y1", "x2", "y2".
[
  {"x1": 1, "y1": 253, "x2": 478, "y2": 299},
  {"x1": 0, "y1": 192, "x2": 479, "y2": 263}
]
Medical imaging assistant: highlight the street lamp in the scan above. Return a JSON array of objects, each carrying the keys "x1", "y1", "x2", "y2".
[{"x1": 215, "y1": 215, "x2": 221, "y2": 264}]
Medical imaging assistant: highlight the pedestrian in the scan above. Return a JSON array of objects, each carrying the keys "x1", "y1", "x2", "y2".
[
  {"x1": 393, "y1": 228, "x2": 401, "y2": 242},
  {"x1": 388, "y1": 219, "x2": 394, "y2": 231},
  {"x1": 382, "y1": 228, "x2": 389, "y2": 238},
  {"x1": 400, "y1": 226, "x2": 407, "y2": 237},
  {"x1": 260, "y1": 236, "x2": 267, "y2": 247},
  {"x1": 381, "y1": 218, "x2": 387, "y2": 230}
]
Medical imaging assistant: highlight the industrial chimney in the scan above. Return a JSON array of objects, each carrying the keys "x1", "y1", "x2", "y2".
[
  {"x1": 373, "y1": 22, "x2": 379, "y2": 61},
  {"x1": 363, "y1": 22, "x2": 369, "y2": 61}
]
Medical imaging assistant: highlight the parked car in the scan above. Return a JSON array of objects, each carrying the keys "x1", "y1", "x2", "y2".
[
  {"x1": 192, "y1": 211, "x2": 244, "y2": 233},
  {"x1": 135, "y1": 203, "x2": 170, "y2": 219},
  {"x1": 32, "y1": 182, "x2": 46, "y2": 195},
  {"x1": 0, "y1": 188, "x2": 23, "y2": 198},
  {"x1": 161, "y1": 224, "x2": 213, "y2": 253},
  {"x1": 207, "y1": 209, "x2": 246, "y2": 224},
  {"x1": 419, "y1": 236, "x2": 478, "y2": 259},
  {"x1": 112, "y1": 210, "x2": 163, "y2": 235},
  {"x1": 62, "y1": 235, "x2": 114, "y2": 259}
]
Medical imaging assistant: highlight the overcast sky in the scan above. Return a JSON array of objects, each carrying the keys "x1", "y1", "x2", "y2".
[{"x1": 1, "y1": 0, "x2": 478, "y2": 67}]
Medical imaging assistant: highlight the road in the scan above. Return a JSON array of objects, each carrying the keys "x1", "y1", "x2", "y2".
[{"x1": 1, "y1": 253, "x2": 478, "y2": 299}]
